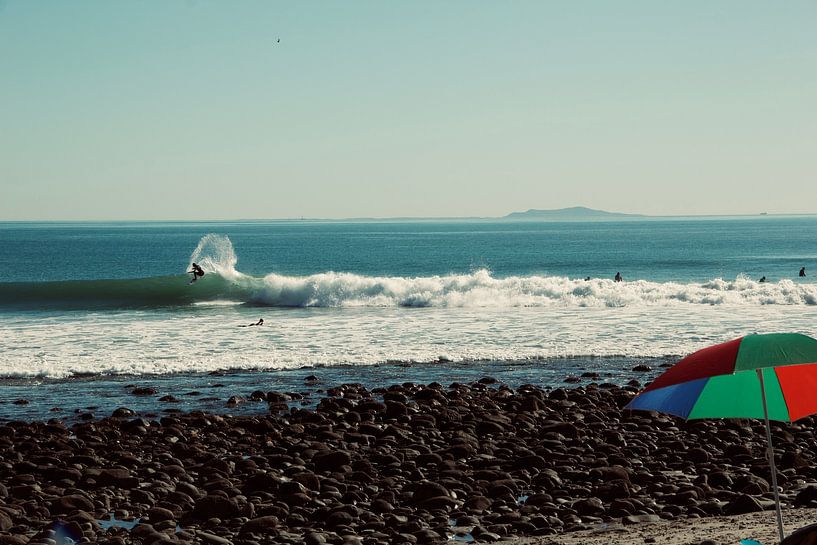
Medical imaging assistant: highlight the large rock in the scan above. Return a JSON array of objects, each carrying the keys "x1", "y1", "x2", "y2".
[
  {"x1": 707, "y1": 471, "x2": 734, "y2": 488},
  {"x1": 313, "y1": 450, "x2": 352, "y2": 471},
  {"x1": 147, "y1": 506, "x2": 175, "y2": 522},
  {"x1": 591, "y1": 465, "x2": 630, "y2": 483},
  {"x1": 464, "y1": 496, "x2": 492, "y2": 512},
  {"x1": 240, "y1": 516, "x2": 279, "y2": 535},
  {"x1": 724, "y1": 494, "x2": 765, "y2": 515},
  {"x1": 411, "y1": 482, "x2": 451, "y2": 503},
  {"x1": 197, "y1": 531, "x2": 234, "y2": 545},
  {"x1": 325, "y1": 510, "x2": 353, "y2": 527},
  {"x1": 796, "y1": 486, "x2": 817, "y2": 506},
  {"x1": 193, "y1": 495, "x2": 240, "y2": 519},
  {"x1": 0, "y1": 511, "x2": 11, "y2": 532},
  {"x1": 51, "y1": 494, "x2": 95, "y2": 515},
  {"x1": 96, "y1": 468, "x2": 139, "y2": 488},
  {"x1": 574, "y1": 497, "x2": 605, "y2": 516},
  {"x1": 782, "y1": 523, "x2": 817, "y2": 545}
]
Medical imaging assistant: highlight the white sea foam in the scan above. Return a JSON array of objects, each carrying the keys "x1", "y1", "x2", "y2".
[
  {"x1": 3, "y1": 304, "x2": 817, "y2": 379},
  {"x1": 188, "y1": 233, "x2": 242, "y2": 280},
  {"x1": 184, "y1": 234, "x2": 817, "y2": 309},
  {"x1": 234, "y1": 271, "x2": 817, "y2": 308},
  {"x1": 5, "y1": 234, "x2": 817, "y2": 379}
]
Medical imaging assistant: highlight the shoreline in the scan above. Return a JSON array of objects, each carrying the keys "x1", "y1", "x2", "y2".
[
  {"x1": 0, "y1": 355, "x2": 666, "y2": 384},
  {"x1": 0, "y1": 358, "x2": 666, "y2": 424},
  {"x1": 2, "y1": 381, "x2": 815, "y2": 544}
]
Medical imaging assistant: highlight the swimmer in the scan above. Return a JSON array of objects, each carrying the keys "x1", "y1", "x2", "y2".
[
  {"x1": 759, "y1": 276, "x2": 767, "y2": 283},
  {"x1": 800, "y1": 267, "x2": 806, "y2": 277},
  {"x1": 239, "y1": 318, "x2": 264, "y2": 327},
  {"x1": 614, "y1": 272, "x2": 623, "y2": 282}
]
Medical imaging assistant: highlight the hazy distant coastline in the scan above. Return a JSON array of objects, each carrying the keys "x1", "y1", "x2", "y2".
[
  {"x1": 4, "y1": 207, "x2": 809, "y2": 223},
  {"x1": 503, "y1": 206, "x2": 644, "y2": 221},
  {"x1": 302, "y1": 206, "x2": 788, "y2": 223}
]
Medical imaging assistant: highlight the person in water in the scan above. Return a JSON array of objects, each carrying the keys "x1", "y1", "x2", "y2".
[
  {"x1": 188, "y1": 263, "x2": 205, "y2": 284},
  {"x1": 614, "y1": 272, "x2": 623, "y2": 282},
  {"x1": 240, "y1": 318, "x2": 264, "y2": 327},
  {"x1": 800, "y1": 267, "x2": 806, "y2": 277},
  {"x1": 759, "y1": 276, "x2": 767, "y2": 283}
]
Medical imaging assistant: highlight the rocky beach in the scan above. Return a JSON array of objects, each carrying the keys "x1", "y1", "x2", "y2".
[
  {"x1": 4, "y1": 0, "x2": 817, "y2": 543},
  {"x1": 3, "y1": 379, "x2": 817, "y2": 545}
]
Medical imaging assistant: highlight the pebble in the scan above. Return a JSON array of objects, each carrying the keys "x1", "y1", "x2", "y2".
[
  {"x1": 1, "y1": 380, "x2": 814, "y2": 544},
  {"x1": 131, "y1": 386, "x2": 157, "y2": 395}
]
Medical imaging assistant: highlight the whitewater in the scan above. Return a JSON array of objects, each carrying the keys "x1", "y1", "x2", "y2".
[
  {"x1": 5, "y1": 233, "x2": 817, "y2": 310},
  {"x1": 3, "y1": 230, "x2": 817, "y2": 379}
]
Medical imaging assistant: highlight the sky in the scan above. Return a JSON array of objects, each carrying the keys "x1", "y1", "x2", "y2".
[{"x1": 1, "y1": 1, "x2": 816, "y2": 220}]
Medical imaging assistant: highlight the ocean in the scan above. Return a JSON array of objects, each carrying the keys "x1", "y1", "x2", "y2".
[{"x1": 2, "y1": 216, "x2": 817, "y2": 421}]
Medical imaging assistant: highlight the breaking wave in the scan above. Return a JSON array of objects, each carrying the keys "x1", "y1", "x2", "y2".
[{"x1": 3, "y1": 234, "x2": 817, "y2": 310}]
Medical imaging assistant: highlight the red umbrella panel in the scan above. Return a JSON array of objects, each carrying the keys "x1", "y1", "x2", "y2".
[{"x1": 627, "y1": 333, "x2": 817, "y2": 422}]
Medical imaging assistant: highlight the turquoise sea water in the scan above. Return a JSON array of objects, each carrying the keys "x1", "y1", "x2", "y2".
[
  {"x1": 2, "y1": 217, "x2": 817, "y2": 420},
  {"x1": 3, "y1": 217, "x2": 817, "y2": 284}
]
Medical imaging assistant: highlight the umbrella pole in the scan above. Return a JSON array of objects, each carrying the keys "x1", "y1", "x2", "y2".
[{"x1": 757, "y1": 368, "x2": 785, "y2": 543}]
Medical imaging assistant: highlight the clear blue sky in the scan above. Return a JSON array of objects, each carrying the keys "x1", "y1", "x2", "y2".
[{"x1": 1, "y1": 1, "x2": 815, "y2": 220}]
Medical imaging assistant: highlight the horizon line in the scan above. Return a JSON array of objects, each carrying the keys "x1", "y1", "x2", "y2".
[{"x1": 2, "y1": 212, "x2": 817, "y2": 223}]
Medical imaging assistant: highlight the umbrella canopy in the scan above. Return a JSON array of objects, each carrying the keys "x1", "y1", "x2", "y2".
[
  {"x1": 626, "y1": 333, "x2": 817, "y2": 544},
  {"x1": 627, "y1": 333, "x2": 817, "y2": 421}
]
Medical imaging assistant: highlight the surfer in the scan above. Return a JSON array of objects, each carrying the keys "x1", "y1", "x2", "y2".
[
  {"x1": 800, "y1": 267, "x2": 806, "y2": 277},
  {"x1": 239, "y1": 318, "x2": 264, "y2": 327},
  {"x1": 614, "y1": 272, "x2": 623, "y2": 282},
  {"x1": 188, "y1": 263, "x2": 205, "y2": 284}
]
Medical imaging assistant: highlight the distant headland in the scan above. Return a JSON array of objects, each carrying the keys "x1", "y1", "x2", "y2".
[{"x1": 504, "y1": 206, "x2": 644, "y2": 221}]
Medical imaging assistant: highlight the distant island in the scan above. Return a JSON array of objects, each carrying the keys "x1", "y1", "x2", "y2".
[{"x1": 504, "y1": 206, "x2": 644, "y2": 221}]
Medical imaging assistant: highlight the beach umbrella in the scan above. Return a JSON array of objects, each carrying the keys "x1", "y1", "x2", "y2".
[{"x1": 626, "y1": 333, "x2": 817, "y2": 543}]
